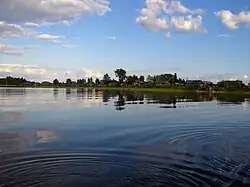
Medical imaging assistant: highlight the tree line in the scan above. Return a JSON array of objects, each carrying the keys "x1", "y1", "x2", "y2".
[{"x1": 1, "y1": 68, "x2": 250, "y2": 91}]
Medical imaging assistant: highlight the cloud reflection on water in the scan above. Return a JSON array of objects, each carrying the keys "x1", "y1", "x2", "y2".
[{"x1": 0, "y1": 130, "x2": 57, "y2": 153}]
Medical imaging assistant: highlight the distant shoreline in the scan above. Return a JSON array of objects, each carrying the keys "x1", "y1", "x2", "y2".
[{"x1": 1, "y1": 85, "x2": 250, "y2": 95}]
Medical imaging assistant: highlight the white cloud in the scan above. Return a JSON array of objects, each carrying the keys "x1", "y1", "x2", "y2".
[
  {"x1": 0, "y1": 22, "x2": 74, "y2": 48},
  {"x1": 0, "y1": 0, "x2": 111, "y2": 24},
  {"x1": 23, "y1": 22, "x2": 41, "y2": 27},
  {"x1": 0, "y1": 44, "x2": 37, "y2": 56},
  {"x1": 196, "y1": 73, "x2": 249, "y2": 83},
  {"x1": 164, "y1": 0, "x2": 205, "y2": 15},
  {"x1": 0, "y1": 21, "x2": 72, "y2": 50},
  {"x1": 136, "y1": 0, "x2": 170, "y2": 31},
  {"x1": 36, "y1": 34, "x2": 64, "y2": 40},
  {"x1": 23, "y1": 20, "x2": 73, "y2": 27},
  {"x1": 0, "y1": 64, "x2": 102, "y2": 81},
  {"x1": 0, "y1": 22, "x2": 67, "y2": 45},
  {"x1": 171, "y1": 15, "x2": 206, "y2": 33},
  {"x1": 136, "y1": 0, "x2": 206, "y2": 37},
  {"x1": 136, "y1": 15, "x2": 170, "y2": 31},
  {"x1": 215, "y1": 10, "x2": 250, "y2": 29},
  {"x1": 0, "y1": 0, "x2": 111, "y2": 50},
  {"x1": 0, "y1": 22, "x2": 33, "y2": 38}
]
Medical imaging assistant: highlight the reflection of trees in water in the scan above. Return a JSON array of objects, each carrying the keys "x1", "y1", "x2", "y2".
[
  {"x1": 145, "y1": 93, "x2": 193, "y2": 104},
  {"x1": 86, "y1": 88, "x2": 93, "y2": 100},
  {"x1": 53, "y1": 88, "x2": 59, "y2": 99},
  {"x1": 65, "y1": 88, "x2": 105, "y2": 101},
  {"x1": 216, "y1": 94, "x2": 246, "y2": 105},
  {"x1": 176, "y1": 93, "x2": 214, "y2": 103},
  {"x1": 125, "y1": 92, "x2": 144, "y2": 104},
  {"x1": 66, "y1": 88, "x2": 71, "y2": 100},
  {"x1": 0, "y1": 88, "x2": 26, "y2": 96},
  {"x1": 114, "y1": 93, "x2": 125, "y2": 111},
  {"x1": 102, "y1": 90, "x2": 111, "y2": 103},
  {"x1": 76, "y1": 88, "x2": 85, "y2": 100},
  {"x1": 111, "y1": 91, "x2": 217, "y2": 110},
  {"x1": 57, "y1": 88, "x2": 249, "y2": 108},
  {"x1": 94, "y1": 89, "x2": 102, "y2": 100},
  {"x1": 101, "y1": 90, "x2": 120, "y2": 103},
  {"x1": 160, "y1": 97, "x2": 177, "y2": 108},
  {"x1": 145, "y1": 94, "x2": 173, "y2": 104}
]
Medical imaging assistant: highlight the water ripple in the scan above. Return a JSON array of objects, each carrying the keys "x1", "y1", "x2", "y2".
[{"x1": 1, "y1": 149, "x2": 250, "y2": 187}]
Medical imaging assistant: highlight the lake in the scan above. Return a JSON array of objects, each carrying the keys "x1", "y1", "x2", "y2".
[{"x1": 0, "y1": 88, "x2": 250, "y2": 187}]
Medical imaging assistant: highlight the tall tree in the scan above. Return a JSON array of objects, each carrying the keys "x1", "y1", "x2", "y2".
[
  {"x1": 77, "y1": 79, "x2": 86, "y2": 85},
  {"x1": 114, "y1": 68, "x2": 126, "y2": 83},
  {"x1": 174, "y1": 73, "x2": 178, "y2": 83},
  {"x1": 139, "y1": 75, "x2": 145, "y2": 82},
  {"x1": 82, "y1": 79, "x2": 86, "y2": 84},
  {"x1": 95, "y1": 78, "x2": 101, "y2": 84},
  {"x1": 53, "y1": 79, "x2": 60, "y2": 86},
  {"x1": 87, "y1": 77, "x2": 93, "y2": 84},
  {"x1": 66, "y1": 78, "x2": 72, "y2": 85},
  {"x1": 103, "y1": 73, "x2": 111, "y2": 84}
]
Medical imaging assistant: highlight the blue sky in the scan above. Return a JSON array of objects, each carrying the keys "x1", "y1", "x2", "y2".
[{"x1": 0, "y1": 0, "x2": 250, "y2": 82}]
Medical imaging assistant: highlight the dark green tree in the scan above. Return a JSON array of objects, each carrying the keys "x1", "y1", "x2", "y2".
[
  {"x1": 0, "y1": 76, "x2": 27, "y2": 86},
  {"x1": 77, "y1": 79, "x2": 86, "y2": 85},
  {"x1": 53, "y1": 79, "x2": 60, "y2": 86},
  {"x1": 102, "y1": 73, "x2": 111, "y2": 84},
  {"x1": 114, "y1": 68, "x2": 126, "y2": 83},
  {"x1": 95, "y1": 78, "x2": 101, "y2": 84},
  {"x1": 126, "y1": 76, "x2": 134, "y2": 84},
  {"x1": 139, "y1": 75, "x2": 145, "y2": 82},
  {"x1": 66, "y1": 78, "x2": 72, "y2": 85},
  {"x1": 174, "y1": 73, "x2": 177, "y2": 83},
  {"x1": 87, "y1": 77, "x2": 93, "y2": 84},
  {"x1": 132, "y1": 75, "x2": 138, "y2": 82}
]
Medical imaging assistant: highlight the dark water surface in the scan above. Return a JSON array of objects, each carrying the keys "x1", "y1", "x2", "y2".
[{"x1": 0, "y1": 88, "x2": 250, "y2": 187}]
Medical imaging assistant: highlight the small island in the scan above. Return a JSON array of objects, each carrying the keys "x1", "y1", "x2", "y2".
[{"x1": 1, "y1": 68, "x2": 250, "y2": 94}]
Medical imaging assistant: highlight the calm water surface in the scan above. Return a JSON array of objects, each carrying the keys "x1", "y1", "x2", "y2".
[{"x1": 0, "y1": 88, "x2": 250, "y2": 187}]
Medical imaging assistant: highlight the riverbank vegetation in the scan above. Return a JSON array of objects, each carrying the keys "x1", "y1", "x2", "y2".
[{"x1": 1, "y1": 68, "x2": 250, "y2": 94}]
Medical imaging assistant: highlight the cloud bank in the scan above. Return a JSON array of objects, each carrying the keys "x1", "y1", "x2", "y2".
[
  {"x1": 0, "y1": 0, "x2": 111, "y2": 53},
  {"x1": 0, "y1": 44, "x2": 37, "y2": 56},
  {"x1": 0, "y1": 0, "x2": 111, "y2": 24},
  {"x1": 0, "y1": 64, "x2": 102, "y2": 81}
]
